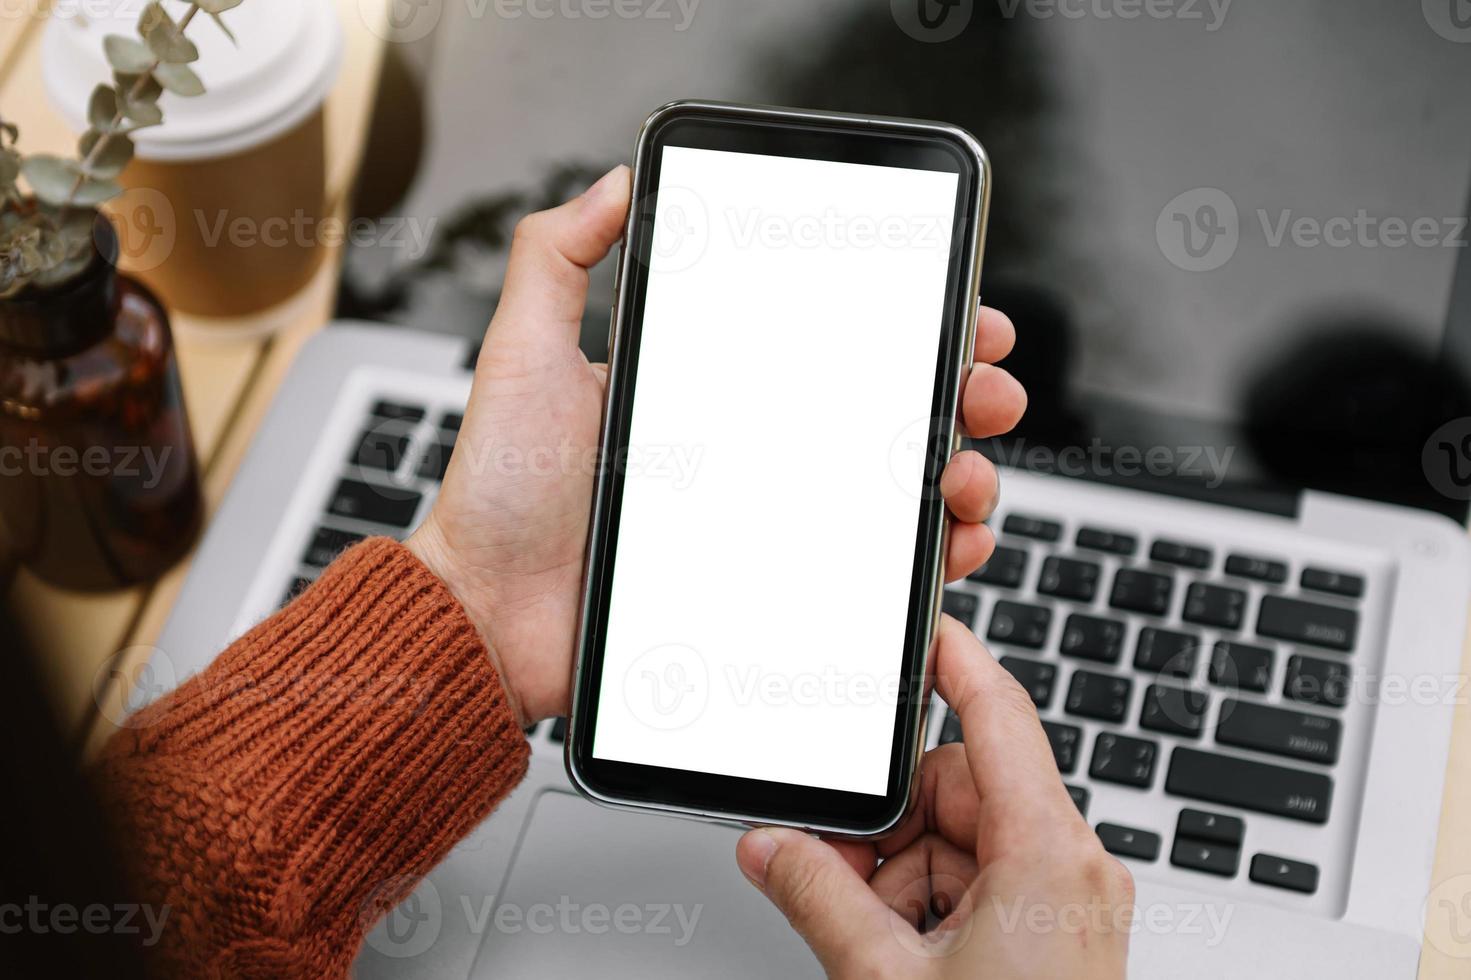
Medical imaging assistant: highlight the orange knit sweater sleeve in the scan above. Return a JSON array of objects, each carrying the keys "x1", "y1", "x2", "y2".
[{"x1": 93, "y1": 538, "x2": 531, "y2": 978}]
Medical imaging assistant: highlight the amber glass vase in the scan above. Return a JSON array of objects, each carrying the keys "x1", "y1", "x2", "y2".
[{"x1": 0, "y1": 216, "x2": 201, "y2": 590}]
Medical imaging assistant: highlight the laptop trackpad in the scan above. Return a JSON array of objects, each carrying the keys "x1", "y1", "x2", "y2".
[{"x1": 470, "y1": 790, "x2": 818, "y2": 978}]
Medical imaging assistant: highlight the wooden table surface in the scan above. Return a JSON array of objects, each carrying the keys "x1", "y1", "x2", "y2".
[{"x1": 3, "y1": 3, "x2": 1471, "y2": 974}]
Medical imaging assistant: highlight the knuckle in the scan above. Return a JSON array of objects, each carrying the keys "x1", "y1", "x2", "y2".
[
  {"x1": 511, "y1": 210, "x2": 551, "y2": 248},
  {"x1": 1079, "y1": 846, "x2": 1135, "y2": 905},
  {"x1": 992, "y1": 673, "x2": 1041, "y2": 726}
]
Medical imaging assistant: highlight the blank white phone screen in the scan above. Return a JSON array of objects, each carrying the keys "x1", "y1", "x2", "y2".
[{"x1": 592, "y1": 145, "x2": 960, "y2": 796}]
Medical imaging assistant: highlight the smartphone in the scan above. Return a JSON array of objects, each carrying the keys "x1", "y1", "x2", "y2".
[{"x1": 567, "y1": 101, "x2": 990, "y2": 836}]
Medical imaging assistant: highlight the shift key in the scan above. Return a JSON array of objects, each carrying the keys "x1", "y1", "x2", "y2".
[
  {"x1": 1166, "y1": 748, "x2": 1333, "y2": 824},
  {"x1": 1257, "y1": 595, "x2": 1357, "y2": 652}
]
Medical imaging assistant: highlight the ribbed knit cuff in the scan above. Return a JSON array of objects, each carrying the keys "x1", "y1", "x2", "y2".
[{"x1": 96, "y1": 538, "x2": 530, "y2": 978}]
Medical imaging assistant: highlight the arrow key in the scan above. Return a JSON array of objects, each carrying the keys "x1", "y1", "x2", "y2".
[{"x1": 1249, "y1": 853, "x2": 1319, "y2": 894}]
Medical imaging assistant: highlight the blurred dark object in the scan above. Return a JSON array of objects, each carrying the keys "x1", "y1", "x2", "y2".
[
  {"x1": 352, "y1": 42, "x2": 429, "y2": 221},
  {"x1": 1244, "y1": 319, "x2": 1471, "y2": 519},
  {"x1": 0, "y1": 599, "x2": 150, "y2": 978},
  {"x1": 0, "y1": 216, "x2": 200, "y2": 590}
]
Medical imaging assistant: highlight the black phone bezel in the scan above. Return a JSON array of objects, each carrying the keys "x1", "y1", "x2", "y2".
[{"x1": 570, "y1": 104, "x2": 983, "y2": 834}]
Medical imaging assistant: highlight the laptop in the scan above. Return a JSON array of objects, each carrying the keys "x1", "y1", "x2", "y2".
[{"x1": 140, "y1": 1, "x2": 1471, "y2": 976}]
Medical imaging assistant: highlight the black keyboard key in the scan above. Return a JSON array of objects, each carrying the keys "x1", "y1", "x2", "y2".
[
  {"x1": 326, "y1": 479, "x2": 423, "y2": 528},
  {"x1": 1140, "y1": 684, "x2": 1208, "y2": 738},
  {"x1": 1066, "y1": 671, "x2": 1132, "y2": 723},
  {"x1": 987, "y1": 601, "x2": 1051, "y2": 649},
  {"x1": 1002, "y1": 513, "x2": 1062, "y2": 542},
  {"x1": 1284, "y1": 655, "x2": 1351, "y2": 708},
  {"x1": 416, "y1": 433, "x2": 456, "y2": 482},
  {"x1": 1257, "y1": 595, "x2": 1357, "y2": 652},
  {"x1": 1225, "y1": 553, "x2": 1288, "y2": 584},
  {"x1": 1134, "y1": 627, "x2": 1199, "y2": 677},
  {"x1": 1151, "y1": 539, "x2": 1212, "y2": 569},
  {"x1": 1177, "y1": 808, "x2": 1244, "y2": 846},
  {"x1": 970, "y1": 545, "x2": 1028, "y2": 588},
  {"x1": 1089, "y1": 732, "x2": 1158, "y2": 788},
  {"x1": 1000, "y1": 512, "x2": 1059, "y2": 541},
  {"x1": 1110, "y1": 569, "x2": 1173, "y2": 616},
  {"x1": 1042, "y1": 720, "x2": 1082, "y2": 774},
  {"x1": 1209, "y1": 641, "x2": 1274, "y2": 693},
  {"x1": 1171, "y1": 837, "x2": 1239, "y2": 877},
  {"x1": 1067, "y1": 785, "x2": 1090, "y2": 817},
  {"x1": 1076, "y1": 527, "x2": 1137, "y2": 555},
  {"x1": 1217, "y1": 699, "x2": 1341, "y2": 765},
  {"x1": 1166, "y1": 748, "x2": 1333, "y2": 823},
  {"x1": 1001, "y1": 656, "x2": 1057, "y2": 707},
  {"x1": 1038, "y1": 556, "x2": 1101, "y2": 602},
  {"x1": 439, "y1": 411, "x2": 464, "y2": 433},
  {"x1": 350, "y1": 426, "x2": 412, "y2": 471},
  {"x1": 371, "y1": 400, "x2": 425, "y2": 423},
  {"x1": 302, "y1": 526, "x2": 366, "y2": 568},
  {"x1": 1300, "y1": 567, "x2": 1365, "y2": 599},
  {"x1": 938, "y1": 709, "x2": 963, "y2": 745},
  {"x1": 1183, "y1": 582, "x2": 1246, "y2": 630},
  {"x1": 942, "y1": 590, "x2": 980, "y2": 629},
  {"x1": 280, "y1": 576, "x2": 311, "y2": 607},
  {"x1": 549, "y1": 717, "x2": 567, "y2": 742},
  {"x1": 1059, "y1": 614, "x2": 1125, "y2": 664},
  {"x1": 1249, "y1": 854, "x2": 1319, "y2": 894},
  {"x1": 1097, "y1": 823, "x2": 1161, "y2": 861}
]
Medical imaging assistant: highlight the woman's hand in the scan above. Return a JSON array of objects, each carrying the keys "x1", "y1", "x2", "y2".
[
  {"x1": 735, "y1": 617, "x2": 1135, "y2": 979},
  {"x1": 406, "y1": 164, "x2": 1026, "y2": 726}
]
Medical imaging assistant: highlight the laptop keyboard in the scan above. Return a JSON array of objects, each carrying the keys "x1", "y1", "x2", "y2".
[
  {"x1": 274, "y1": 393, "x2": 1369, "y2": 905},
  {"x1": 941, "y1": 511, "x2": 1368, "y2": 896}
]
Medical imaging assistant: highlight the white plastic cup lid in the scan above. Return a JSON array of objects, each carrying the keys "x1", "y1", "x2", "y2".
[{"x1": 42, "y1": 0, "x2": 343, "y2": 162}]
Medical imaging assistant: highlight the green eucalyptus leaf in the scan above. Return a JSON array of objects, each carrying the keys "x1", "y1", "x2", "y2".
[
  {"x1": 34, "y1": 251, "x2": 94, "y2": 290},
  {"x1": 86, "y1": 84, "x2": 119, "y2": 130},
  {"x1": 139, "y1": 3, "x2": 199, "y2": 65},
  {"x1": 79, "y1": 131, "x2": 135, "y2": 177},
  {"x1": 116, "y1": 72, "x2": 165, "y2": 104},
  {"x1": 0, "y1": 121, "x2": 17, "y2": 144},
  {"x1": 20, "y1": 155, "x2": 81, "y2": 207},
  {"x1": 0, "y1": 149, "x2": 18, "y2": 186},
  {"x1": 153, "y1": 61, "x2": 205, "y2": 97},
  {"x1": 207, "y1": 11, "x2": 237, "y2": 44},
  {"x1": 103, "y1": 34, "x2": 155, "y2": 73},
  {"x1": 120, "y1": 97, "x2": 164, "y2": 127},
  {"x1": 69, "y1": 176, "x2": 123, "y2": 207}
]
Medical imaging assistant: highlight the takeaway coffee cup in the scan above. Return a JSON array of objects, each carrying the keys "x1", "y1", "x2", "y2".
[{"x1": 42, "y1": 0, "x2": 343, "y2": 323}]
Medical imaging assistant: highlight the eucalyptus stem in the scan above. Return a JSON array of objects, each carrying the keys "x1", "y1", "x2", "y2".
[{"x1": 64, "y1": 3, "x2": 202, "y2": 208}]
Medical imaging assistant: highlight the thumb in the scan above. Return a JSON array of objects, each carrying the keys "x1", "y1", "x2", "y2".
[
  {"x1": 737, "y1": 828, "x2": 906, "y2": 976},
  {"x1": 489, "y1": 164, "x2": 631, "y2": 349}
]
